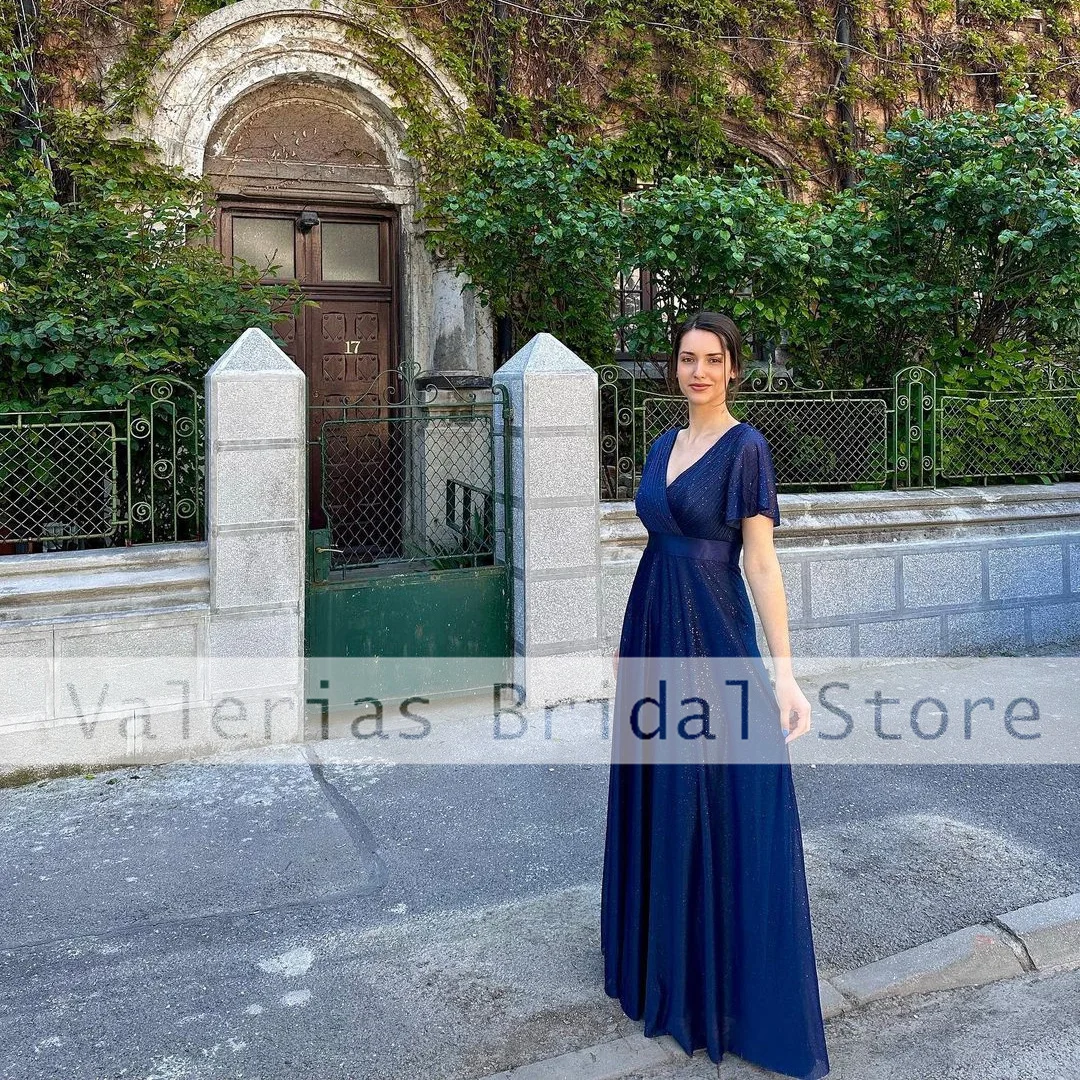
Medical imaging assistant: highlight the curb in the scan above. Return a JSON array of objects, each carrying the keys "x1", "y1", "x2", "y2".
[
  {"x1": 995, "y1": 891, "x2": 1080, "y2": 971},
  {"x1": 821, "y1": 889, "x2": 1080, "y2": 1016},
  {"x1": 477, "y1": 891, "x2": 1080, "y2": 1080},
  {"x1": 477, "y1": 1033, "x2": 675, "y2": 1080},
  {"x1": 475, "y1": 1034, "x2": 724, "y2": 1080}
]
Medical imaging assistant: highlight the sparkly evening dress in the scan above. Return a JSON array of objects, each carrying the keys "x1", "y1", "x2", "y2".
[{"x1": 600, "y1": 422, "x2": 830, "y2": 1080}]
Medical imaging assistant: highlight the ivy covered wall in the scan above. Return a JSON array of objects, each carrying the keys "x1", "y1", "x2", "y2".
[
  {"x1": 6, "y1": 0, "x2": 1080, "y2": 398},
  {"x1": 24, "y1": 0, "x2": 1080, "y2": 193}
]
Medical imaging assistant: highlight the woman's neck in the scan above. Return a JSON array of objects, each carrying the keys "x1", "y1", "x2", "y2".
[{"x1": 685, "y1": 402, "x2": 735, "y2": 436}]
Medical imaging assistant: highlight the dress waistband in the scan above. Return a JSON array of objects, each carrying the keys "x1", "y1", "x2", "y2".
[{"x1": 645, "y1": 532, "x2": 742, "y2": 566}]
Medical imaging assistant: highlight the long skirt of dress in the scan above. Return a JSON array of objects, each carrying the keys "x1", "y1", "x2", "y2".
[{"x1": 601, "y1": 426, "x2": 830, "y2": 1080}]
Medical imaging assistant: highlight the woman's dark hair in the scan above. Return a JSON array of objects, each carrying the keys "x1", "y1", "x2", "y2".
[{"x1": 669, "y1": 311, "x2": 745, "y2": 403}]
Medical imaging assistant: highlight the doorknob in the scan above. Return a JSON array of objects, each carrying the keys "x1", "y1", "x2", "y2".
[{"x1": 315, "y1": 546, "x2": 343, "y2": 554}]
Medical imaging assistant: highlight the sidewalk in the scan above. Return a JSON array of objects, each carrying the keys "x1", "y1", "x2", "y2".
[{"x1": 490, "y1": 962, "x2": 1080, "y2": 1079}]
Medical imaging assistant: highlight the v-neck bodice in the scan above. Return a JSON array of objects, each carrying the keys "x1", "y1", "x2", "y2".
[
  {"x1": 634, "y1": 423, "x2": 780, "y2": 542},
  {"x1": 664, "y1": 422, "x2": 744, "y2": 490}
]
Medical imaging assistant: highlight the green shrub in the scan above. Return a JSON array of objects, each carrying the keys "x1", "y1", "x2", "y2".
[{"x1": 0, "y1": 50, "x2": 296, "y2": 410}]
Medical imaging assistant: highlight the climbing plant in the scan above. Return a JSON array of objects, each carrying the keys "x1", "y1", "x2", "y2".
[
  {"x1": 5, "y1": 0, "x2": 1080, "y2": 392},
  {"x1": 420, "y1": 131, "x2": 626, "y2": 366},
  {"x1": 0, "y1": 18, "x2": 296, "y2": 409}
]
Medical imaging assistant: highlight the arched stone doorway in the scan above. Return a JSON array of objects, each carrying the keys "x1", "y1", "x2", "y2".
[
  {"x1": 135, "y1": 0, "x2": 493, "y2": 532},
  {"x1": 135, "y1": 0, "x2": 491, "y2": 390},
  {"x1": 204, "y1": 78, "x2": 404, "y2": 531},
  {"x1": 134, "y1": 2, "x2": 512, "y2": 685}
]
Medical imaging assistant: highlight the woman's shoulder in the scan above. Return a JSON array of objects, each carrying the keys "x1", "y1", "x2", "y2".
[
  {"x1": 732, "y1": 422, "x2": 773, "y2": 452},
  {"x1": 646, "y1": 421, "x2": 768, "y2": 457}
]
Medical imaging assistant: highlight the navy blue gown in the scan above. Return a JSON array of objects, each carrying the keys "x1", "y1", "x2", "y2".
[{"x1": 600, "y1": 422, "x2": 830, "y2": 1080}]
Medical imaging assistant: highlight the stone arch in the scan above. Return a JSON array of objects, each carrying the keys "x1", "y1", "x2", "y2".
[
  {"x1": 202, "y1": 77, "x2": 397, "y2": 196},
  {"x1": 137, "y1": 0, "x2": 466, "y2": 180},
  {"x1": 712, "y1": 120, "x2": 799, "y2": 199},
  {"x1": 131, "y1": 0, "x2": 491, "y2": 377}
]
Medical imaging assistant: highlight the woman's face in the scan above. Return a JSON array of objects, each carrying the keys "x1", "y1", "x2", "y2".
[{"x1": 675, "y1": 328, "x2": 736, "y2": 409}]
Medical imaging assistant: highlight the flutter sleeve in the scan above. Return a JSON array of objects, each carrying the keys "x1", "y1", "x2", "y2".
[{"x1": 722, "y1": 430, "x2": 781, "y2": 528}]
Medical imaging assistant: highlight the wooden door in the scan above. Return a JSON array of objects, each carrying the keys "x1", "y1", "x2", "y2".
[{"x1": 217, "y1": 203, "x2": 399, "y2": 538}]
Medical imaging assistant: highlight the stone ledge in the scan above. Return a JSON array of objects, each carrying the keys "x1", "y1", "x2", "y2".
[
  {"x1": 0, "y1": 542, "x2": 209, "y2": 623},
  {"x1": 0, "y1": 541, "x2": 207, "y2": 577},
  {"x1": 602, "y1": 482, "x2": 1080, "y2": 553}
]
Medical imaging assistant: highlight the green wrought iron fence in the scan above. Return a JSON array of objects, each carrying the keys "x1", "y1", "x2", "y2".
[
  {"x1": 308, "y1": 371, "x2": 511, "y2": 577},
  {"x1": 939, "y1": 386, "x2": 1080, "y2": 480},
  {"x1": 0, "y1": 377, "x2": 203, "y2": 551},
  {"x1": 599, "y1": 363, "x2": 1080, "y2": 500}
]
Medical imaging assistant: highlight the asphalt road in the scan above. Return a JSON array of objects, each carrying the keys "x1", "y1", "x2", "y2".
[{"x1": 2, "y1": 733, "x2": 1079, "y2": 1077}]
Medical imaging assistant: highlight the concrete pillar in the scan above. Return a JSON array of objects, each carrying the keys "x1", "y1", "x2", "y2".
[
  {"x1": 493, "y1": 333, "x2": 605, "y2": 705},
  {"x1": 204, "y1": 328, "x2": 306, "y2": 716}
]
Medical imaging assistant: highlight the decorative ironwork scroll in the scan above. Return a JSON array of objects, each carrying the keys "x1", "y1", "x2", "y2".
[
  {"x1": 0, "y1": 376, "x2": 203, "y2": 550},
  {"x1": 598, "y1": 358, "x2": 1080, "y2": 500}
]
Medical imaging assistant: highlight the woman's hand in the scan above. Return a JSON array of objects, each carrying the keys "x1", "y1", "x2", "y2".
[{"x1": 775, "y1": 672, "x2": 812, "y2": 744}]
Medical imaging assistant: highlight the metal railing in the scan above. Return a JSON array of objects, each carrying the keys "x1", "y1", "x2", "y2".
[
  {"x1": 599, "y1": 363, "x2": 1080, "y2": 500},
  {"x1": 0, "y1": 377, "x2": 204, "y2": 550},
  {"x1": 307, "y1": 365, "x2": 512, "y2": 575}
]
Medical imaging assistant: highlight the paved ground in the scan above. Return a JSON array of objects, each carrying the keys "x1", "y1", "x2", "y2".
[
  {"x1": 595, "y1": 966, "x2": 1080, "y2": 1080},
  {"x1": 816, "y1": 965, "x2": 1080, "y2": 1080},
  {"x1": 2, "y1": 742, "x2": 1080, "y2": 1079},
  {"x1": 620, "y1": 965, "x2": 1080, "y2": 1079}
]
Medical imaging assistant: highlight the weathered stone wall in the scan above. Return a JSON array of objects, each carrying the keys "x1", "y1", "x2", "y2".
[{"x1": 602, "y1": 484, "x2": 1080, "y2": 657}]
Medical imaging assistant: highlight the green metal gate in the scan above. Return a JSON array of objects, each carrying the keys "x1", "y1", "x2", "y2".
[{"x1": 304, "y1": 373, "x2": 513, "y2": 706}]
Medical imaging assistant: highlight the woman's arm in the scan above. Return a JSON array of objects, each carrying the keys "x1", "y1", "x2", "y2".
[{"x1": 741, "y1": 515, "x2": 812, "y2": 743}]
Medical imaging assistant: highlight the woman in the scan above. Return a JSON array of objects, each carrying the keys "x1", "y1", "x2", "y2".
[{"x1": 601, "y1": 311, "x2": 830, "y2": 1079}]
